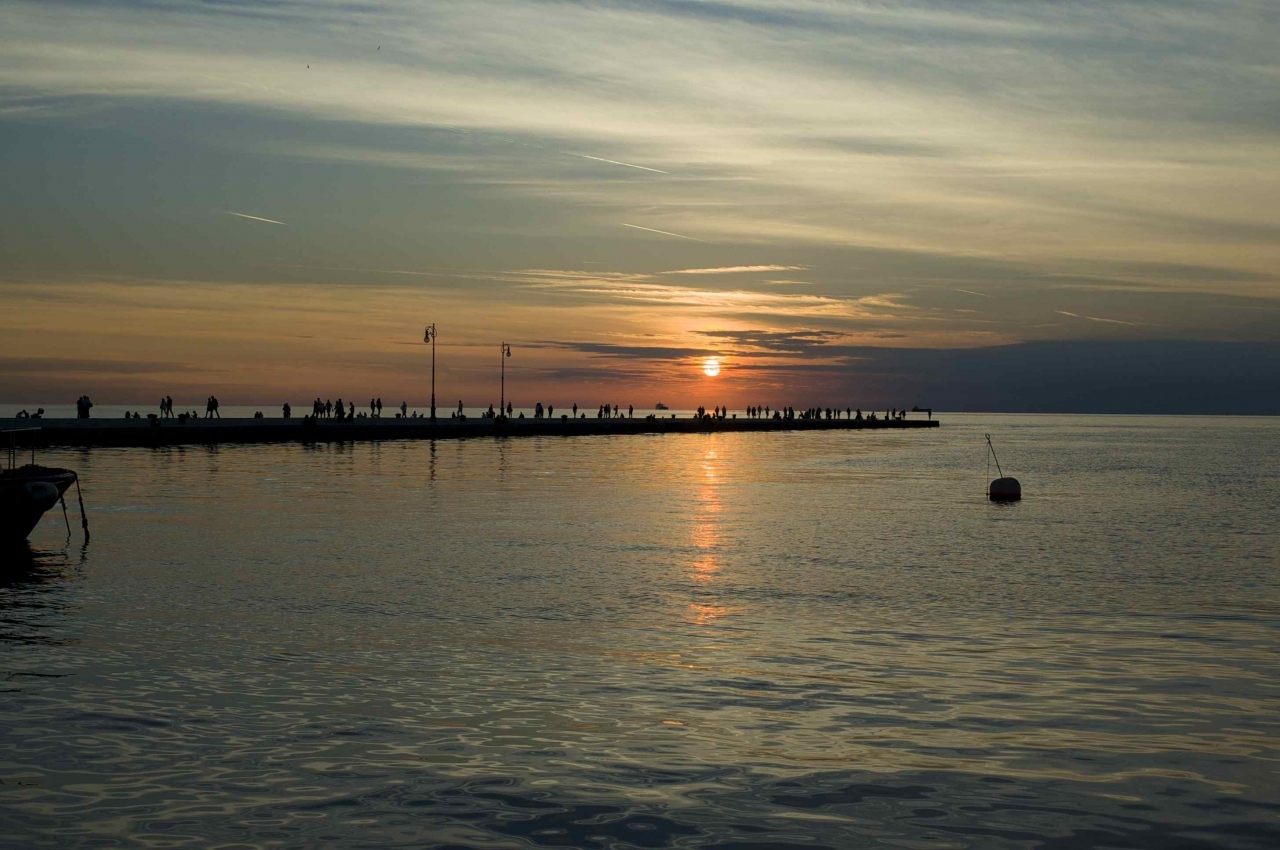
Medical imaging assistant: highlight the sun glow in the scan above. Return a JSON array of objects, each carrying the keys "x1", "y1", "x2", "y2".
[{"x1": 703, "y1": 358, "x2": 720, "y2": 377}]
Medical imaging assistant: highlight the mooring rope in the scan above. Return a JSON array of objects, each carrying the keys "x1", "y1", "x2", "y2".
[
  {"x1": 985, "y1": 433, "x2": 1005, "y2": 478},
  {"x1": 60, "y1": 492, "x2": 71, "y2": 539},
  {"x1": 75, "y1": 475, "x2": 90, "y2": 542}
]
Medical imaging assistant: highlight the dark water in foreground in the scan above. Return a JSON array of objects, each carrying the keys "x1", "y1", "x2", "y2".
[{"x1": 1, "y1": 414, "x2": 1277, "y2": 849}]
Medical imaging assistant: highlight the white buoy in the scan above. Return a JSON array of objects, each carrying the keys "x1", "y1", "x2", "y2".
[{"x1": 985, "y1": 434, "x2": 1022, "y2": 501}]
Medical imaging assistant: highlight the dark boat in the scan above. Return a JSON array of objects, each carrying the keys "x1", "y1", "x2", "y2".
[
  {"x1": 2, "y1": 429, "x2": 80, "y2": 546},
  {"x1": 0, "y1": 465, "x2": 78, "y2": 546}
]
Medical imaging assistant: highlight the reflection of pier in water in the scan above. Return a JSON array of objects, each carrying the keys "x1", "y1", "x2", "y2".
[{"x1": 2, "y1": 415, "x2": 940, "y2": 450}]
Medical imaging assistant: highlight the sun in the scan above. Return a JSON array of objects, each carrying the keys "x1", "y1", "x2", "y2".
[{"x1": 703, "y1": 358, "x2": 721, "y2": 377}]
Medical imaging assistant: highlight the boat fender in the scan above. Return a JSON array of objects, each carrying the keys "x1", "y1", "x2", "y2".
[{"x1": 23, "y1": 481, "x2": 61, "y2": 510}]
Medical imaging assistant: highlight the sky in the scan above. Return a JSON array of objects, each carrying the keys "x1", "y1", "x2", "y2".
[{"x1": 2, "y1": 0, "x2": 1278, "y2": 412}]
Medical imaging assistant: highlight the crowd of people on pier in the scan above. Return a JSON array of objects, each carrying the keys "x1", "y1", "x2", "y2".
[{"x1": 49, "y1": 395, "x2": 926, "y2": 424}]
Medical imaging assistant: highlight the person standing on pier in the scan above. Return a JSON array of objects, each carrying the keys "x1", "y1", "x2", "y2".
[
  {"x1": 376, "y1": 398, "x2": 383, "y2": 417},
  {"x1": 283, "y1": 402, "x2": 291, "y2": 418},
  {"x1": 628, "y1": 404, "x2": 633, "y2": 418},
  {"x1": 573, "y1": 403, "x2": 578, "y2": 417},
  {"x1": 401, "y1": 401, "x2": 407, "y2": 418},
  {"x1": 457, "y1": 400, "x2": 463, "y2": 417}
]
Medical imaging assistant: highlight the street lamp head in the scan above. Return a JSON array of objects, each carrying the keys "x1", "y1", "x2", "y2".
[{"x1": 424, "y1": 324, "x2": 435, "y2": 343}]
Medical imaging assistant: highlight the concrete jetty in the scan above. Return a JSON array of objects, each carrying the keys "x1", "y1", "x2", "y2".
[{"x1": 1, "y1": 415, "x2": 939, "y2": 449}]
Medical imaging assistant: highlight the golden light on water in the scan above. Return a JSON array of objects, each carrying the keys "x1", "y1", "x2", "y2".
[{"x1": 703, "y1": 358, "x2": 721, "y2": 377}]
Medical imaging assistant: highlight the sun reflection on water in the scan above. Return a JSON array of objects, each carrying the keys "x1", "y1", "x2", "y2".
[{"x1": 688, "y1": 444, "x2": 730, "y2": 621}]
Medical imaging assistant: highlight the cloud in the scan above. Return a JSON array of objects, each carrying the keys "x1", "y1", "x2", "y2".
[
  {"x1": 539, "y1": 341, "x2": 710, "y2": 361},
  {"x1": 5, "y1": 0, "x2": 1272, "y2": 285},
  {"x1": 0, "y1": 357, "x2": 204, "y2": 375},
  {"x1": 695, "y1": 328, "x2": 845, "y2": 353},
  {"x1": 513, "y1": 269, "x2": 910, "y2": 319},
  {"x1": 662, "y1": 265, "x2": 806, "y2": 275}
]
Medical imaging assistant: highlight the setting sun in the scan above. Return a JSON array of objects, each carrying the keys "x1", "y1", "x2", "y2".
[{"x1": 702, "y1": 358, "x2": 720, "y2": 377}]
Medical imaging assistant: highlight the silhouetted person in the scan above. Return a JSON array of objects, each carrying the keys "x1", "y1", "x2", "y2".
[
  {"x1": 572, "y1": 403, "x2": 578, "y2": 417},
  {"x1": 400, "y1": 401, "x2": 407, "y2": 417},
  {"x1": 376, "y1": 398, "x2": 383, "y2": 416},
  {"x1": 283, "y1": 402, "x2": 291, "y2": 418},
  {"x1": 506, "y1": 401, "x2": 513, "y2": 417},
  {"x1": 349, "y1": 401, "x2": 355, "y2": 419}
]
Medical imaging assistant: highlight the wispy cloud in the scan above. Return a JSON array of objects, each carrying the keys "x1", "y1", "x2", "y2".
[
  {"x1": 513, "y1": 269, "x2": 909, "y2": 320},
  {"x1": 662, "y1": 265, "x2": 805, "y2": 275}
]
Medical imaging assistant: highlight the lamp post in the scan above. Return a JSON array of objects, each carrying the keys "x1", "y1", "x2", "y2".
[
  {"x1": 424, "y1": 323, "x2": 437, "y2": 421},
  {"x1": 500, "y1": 342, "x2": 511, "y2": 419}
]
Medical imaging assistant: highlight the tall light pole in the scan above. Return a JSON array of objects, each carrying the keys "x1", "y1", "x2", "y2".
[
  {"x1": 424, "y1": 324, "x2": 437, "y2": 421},
  {"x1": 500, "y1": 342, "x2": 511, "y2": 419}
]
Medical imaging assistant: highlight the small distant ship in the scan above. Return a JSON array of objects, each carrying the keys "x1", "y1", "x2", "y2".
[
  {"x1": 2, "y1": 429, "x2": 81, "y2": 546},
  {"x1": 654, "y1": 403, "x2": 669, "y2": 410}
]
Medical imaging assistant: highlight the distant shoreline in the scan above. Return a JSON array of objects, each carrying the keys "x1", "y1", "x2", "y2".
[{"x1": 1, "y1": 415, "x2": 940, "y2": 449}]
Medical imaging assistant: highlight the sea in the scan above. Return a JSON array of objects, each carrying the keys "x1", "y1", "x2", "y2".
[{"x1": 1, "y1": 413, "x2": 1277, "y2": 849}]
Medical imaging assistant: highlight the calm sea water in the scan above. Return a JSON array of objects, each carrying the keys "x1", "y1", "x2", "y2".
[{"x1": 1, "y1": 414, "x2": 1277, "y2": 849}]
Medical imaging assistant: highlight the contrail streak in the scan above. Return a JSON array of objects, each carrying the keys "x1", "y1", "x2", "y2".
[
  {"x1": 1055, "y1": 310, "x2": 1136, "y2": 326},
  {"x1": 568, "y1": 153, "x2": 669, "y2": 174},
  {"x1": 227, "y1": 211, "x2": 286, "y2": 225},
  {"x1": 622, "y1": 223, "x2": 706, "y2": 242},
  {"x1": 956, "y1": 288, "x2": 992, "y2": 298}
]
